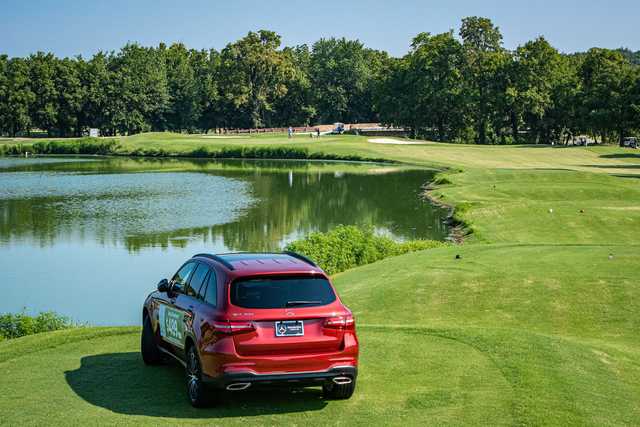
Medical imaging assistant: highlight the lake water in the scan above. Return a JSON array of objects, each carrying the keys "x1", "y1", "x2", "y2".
[{"x1": 0, "y1": 156, "x2": 447, "y2": 325}]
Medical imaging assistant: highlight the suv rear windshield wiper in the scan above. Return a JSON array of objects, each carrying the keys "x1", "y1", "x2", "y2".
[{"x1": 285, "y1": 300, "x2": 322, "y2": 307}]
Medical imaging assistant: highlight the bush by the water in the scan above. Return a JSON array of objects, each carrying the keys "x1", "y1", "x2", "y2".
[
  {"x1": 0, "y1": 311, "x2": 77, "y2": 340},
  {"x1": 1, "y1": 138, "x2": 119, "y2": 156},
  {"x1": 285, "y1": 225, "x2": 445, "y2": 275},
  {"x1": 31, "y1": 138, "x2": 119, "y2": 155},
  {"x1": 0, "y1": 143, "x2": 27, "y2": 156},
  {"x1": 1, "y1": 140, "x2": 390, "y2": 163},
  {"x1": 185, "y1": 146, "x2": 389, "y2": 163}
]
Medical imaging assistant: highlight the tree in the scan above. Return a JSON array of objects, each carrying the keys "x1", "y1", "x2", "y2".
[
  {"x1": 272, "y1": 45, "x2": 316, "y2": 126},
  {"x1": 459, "y1": 17, "x2": 505, "y2": 144},
  {"x1": 191, "y1": 48, "x2": 221, "y2": 132},
  {"x1": 218, "y1": 30, "x2": 292, "y2": 128},
  {"x1": 164, "y1": 43, "x2": 200, "y2": 132},
  {"x1": 0, "y1": 58, "x2": 34, "y2": 136},
  {"x1": 77, "y1": 52, "x2": 111, "y2": 135},
  {"x1": 310, "y1": 38, "x2": 384, "y2": 124},
  {"x1": 617, "y1": 48, "x2": 640, "y2": 66},
  {"x1": 546, "y1": 54, "x2": 582, "y2": 144},
  {"x1": 580, "y1": 48, "x2": 639, "y2": 145},
  {"x1": 375, "y1": 57, "x2": 410, "y2": 130},
  {"x1": 404, "y1": 31, "x2": 465, "y2": 141},
  {"x1": 54, "y1": 57, "x2": 84, "y2": 136},
  {"x1": 0, "y1": 55, "x2": 8, "y2": 136},
  {"x1": 28, "y1": 52, "x2": 58, "y2": 135},
  {"x1": 107, "y1": 44, "x2": 170, "y2": 134},
  {"x1": 507, "y1": 37, "x2": 562, "y2": 143}
]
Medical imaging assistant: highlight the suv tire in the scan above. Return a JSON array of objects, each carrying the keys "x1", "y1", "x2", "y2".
[
  {"x1": 323, "y1": 378, "x2": 356, "y2": 400},
  {"x1": 141, "y1": 315, "x2": 162, "y2": 365},
  {"x1": 186, "y1": 345, "x2": 208, "y2": 407}
]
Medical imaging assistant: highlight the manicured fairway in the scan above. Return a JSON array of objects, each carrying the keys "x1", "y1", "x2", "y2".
[
  {"x1": 113, "y1": 132, "x2": 640, "y2": 177},
  {"x1": 1, "y1": 133, "x2": 639, "y2": 425}
]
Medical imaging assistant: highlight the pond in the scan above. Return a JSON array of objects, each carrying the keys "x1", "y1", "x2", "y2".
[{"x1": 0, "y1": 156, "x2": 448, "y2": 325}]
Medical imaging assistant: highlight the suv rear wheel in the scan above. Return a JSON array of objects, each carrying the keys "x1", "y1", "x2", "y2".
[
  {"x1": 323, "y1": 377, "x2": 356, "y2": 399},
  {"x1": 186, "y1": 345, "x2": 208, "y2": 407},
  {"x1": 141, "y1": 315, "x2": 162, "y2": 365}
]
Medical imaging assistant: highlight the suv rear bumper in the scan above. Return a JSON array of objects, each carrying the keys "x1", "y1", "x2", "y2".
[{"x1": 203, "y1": 366, "x2": 357, "y2": 389}]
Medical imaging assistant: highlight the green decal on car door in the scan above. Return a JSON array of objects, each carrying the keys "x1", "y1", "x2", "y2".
[{"x1": 159, "y1": 304, "x2": 185, "y2": 348}]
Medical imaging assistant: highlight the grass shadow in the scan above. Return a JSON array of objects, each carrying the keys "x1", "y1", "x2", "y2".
[
  {"x1": 600, "y1": 153, "x2": 640, "y2": 160},
  {"x1": 65, "y1": 352, "x2": 328, "y2": 419},
  {"x1": 513, "y1": 144, "x2": 598, "y2": 149},
  {"x1": 613, "y1": 174, "x2": 640, "y2": 179},
  {"x1": 580, "y1": 164, "x2": 640, "y2": 170}
]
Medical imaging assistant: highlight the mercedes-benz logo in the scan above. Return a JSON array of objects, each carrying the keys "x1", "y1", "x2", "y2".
[
  {"x1": 278, "y1": 326, "x2": 287, "y2": 335},
  {"x1": 286, "y1": 311, "x2": 295, "y2": 316}
]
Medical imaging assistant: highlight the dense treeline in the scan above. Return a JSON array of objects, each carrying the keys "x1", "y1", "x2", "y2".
[
  {"x1": 0, "y1": 30, "x2": 385, "y2": 137},
  {"x1": 379, "y1": 17, "x2": 640, "y2": 145},
  {"x1": 0, "y1": 17, "x2": 638, "y2": 144}
]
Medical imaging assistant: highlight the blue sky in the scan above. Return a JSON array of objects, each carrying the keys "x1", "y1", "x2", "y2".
[{"x1": 3, "y1": 0, "x2": 639, "y2": 58}]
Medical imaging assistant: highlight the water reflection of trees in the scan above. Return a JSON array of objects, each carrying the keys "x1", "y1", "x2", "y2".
[
  {"x1": 0, "y1": 158, "x2": 448, "y2": 252},
  {"x1": 124, "y1": 169, "x2": 448, "y2": 252}
]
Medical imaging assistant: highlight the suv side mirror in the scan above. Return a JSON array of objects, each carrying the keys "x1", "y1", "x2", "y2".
[{"x1": 157, "y1": 279, "x2": 169, "y2": 293}]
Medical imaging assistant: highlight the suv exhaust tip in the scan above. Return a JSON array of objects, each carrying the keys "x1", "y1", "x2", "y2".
[
  {"x1": 332, "y1": 376, "x2": 352, "y2": 385},
  {"x1": 226, "y1": 382, "x2": 251, "y2": 391}
]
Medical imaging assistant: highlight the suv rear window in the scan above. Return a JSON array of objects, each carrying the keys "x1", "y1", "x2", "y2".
[{"x1": 231, "y1": 276, "x2": 336, "y2": 309}]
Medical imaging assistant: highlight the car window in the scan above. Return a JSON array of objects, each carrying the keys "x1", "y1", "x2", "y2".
[
  {"x1": 231, "y1": 276, "x2": 336, "y2": 309},
  {"x1": 197, "y1": 270, "x2": 211, "y2": 301},
  {"x1": 171, "y1": 261, "x2": 196, "y2": 293},
  {"x1": 187, "y1": 263, "x2": 209, "y2": 298},
  {"x1": 204, "y1": 270, "x2": 217, "y2": 307}
]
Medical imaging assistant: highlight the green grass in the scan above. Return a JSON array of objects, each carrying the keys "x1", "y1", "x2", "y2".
[
  {"x1": 430, "y1": 168, "x2": 640, "y2": 244},
  {"x1": 1, "y1": 132, "x2": 640, "y2": 425},
  {"x1": 114, "y1": 132, "x2": 640, "y2": 176},
  {"x1": 0, "y1": 327, "x2": 514, "y2": 426}
]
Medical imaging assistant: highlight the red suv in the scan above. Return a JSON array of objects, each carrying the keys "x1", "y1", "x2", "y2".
[{"x1": 141, "y1": 252, "x2": 359, "y2": 407}]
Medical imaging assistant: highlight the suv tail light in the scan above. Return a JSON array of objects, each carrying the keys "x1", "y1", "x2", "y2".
[
  {"x1": 323, "y1": 315, "x2": 355, "y2": 331},
  {"x1": 212, "y1": 320, "x2": 255, "y2": 335}
]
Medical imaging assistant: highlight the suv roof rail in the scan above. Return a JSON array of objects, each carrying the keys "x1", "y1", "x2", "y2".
[
  {"x1": 192, "y1": 253, "x2": 235, "y2": 271},
  {"x1": 283, "y1": 251, "x2": 317, "y2": 267}
]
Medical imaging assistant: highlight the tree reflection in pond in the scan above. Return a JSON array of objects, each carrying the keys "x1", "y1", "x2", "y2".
[{"x1": 0, "y1": 157, "x2": 448, "y2": 252}]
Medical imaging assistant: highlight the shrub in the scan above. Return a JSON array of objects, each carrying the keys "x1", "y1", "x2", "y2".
[
  {"x1": 209, "y1": 146, "x2": 311, "y2": 159},
  {"x1": 285, "y1": 225, "x2": 446, "y2": 275},
  {"x1": 190, "y1": 146, "x2": 211, "y2": 157},
  {"x1": 179, "y1": 146, "x2": 390, "y2": 163},
  {"x1": 129, "y1": 147, "x2": 170, "y2": 157},
  {"x1": 30, "y1": 138, "x2": 119, "y2": 155},
  {"x1": 1, "y1": 144, "x2": 27, "y2": 155},
  {"x1": 0, "y1": 311, "x2": 77, "y2": 340}
]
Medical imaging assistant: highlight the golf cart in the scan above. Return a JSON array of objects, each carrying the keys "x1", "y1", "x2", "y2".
[{"x1": 333, "y1": 123, "x2": 345, "y2": 134}]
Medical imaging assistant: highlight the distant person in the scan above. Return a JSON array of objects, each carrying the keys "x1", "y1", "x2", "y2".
[
  {"x1": 316, "y1": 128, "x2": 320, "y2": 137},
  {"x1": 288, "y1": 126, "x2": 293, "y2": 138}
]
